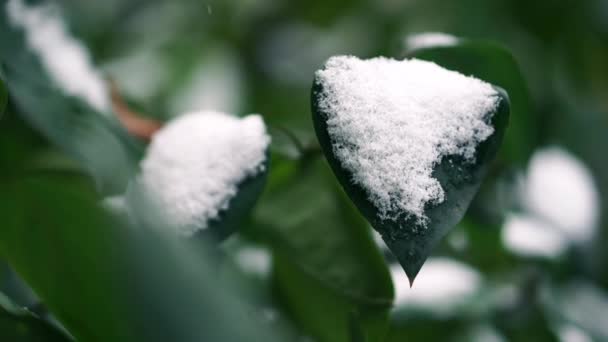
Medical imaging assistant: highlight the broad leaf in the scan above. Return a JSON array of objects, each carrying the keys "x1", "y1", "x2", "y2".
[
  {"x1": 312, "y1": 74, "x2": 510, "y2": 282},
  {"x1": 248, "y1": 156, "x2": 394, "y2": 341},
  {"x1": 406, "y1": 39, "x2": 534, "y2": 166},
  {"x1": 0, "y1": 175, "x2": 281, "y2": 342}
]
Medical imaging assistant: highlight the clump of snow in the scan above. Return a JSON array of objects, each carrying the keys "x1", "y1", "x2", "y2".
[
  {"x1": 391, "y1": 257, "x2": 481, "y2": 313},
  {"x1": 502, "y1": 147, "x2": 600, "y2": 258},
  {"x1": 524, "y1": 147, "x2": 600, "y2": 243},
  {"x1": 135, "y1": 111, "x2": 270, "y2": 236},
  {"x1": 556, "y1": 324, "x2": 593, "y2": 342},
  {"x1": 315, "y1": 56, "x2": 499, "y2": 225},
  {"x1": 502, "y1": 213, "x2": 568, "y2": 258},
  {"x1": 6, "y1": 0, "x2": 110, "y2": 113},
  {"x1": 234, "y1": 245, "x2": 272, "y2": 278},
  {"x1": 405, "y1": 32, "x2": 459, "y2": 51}
]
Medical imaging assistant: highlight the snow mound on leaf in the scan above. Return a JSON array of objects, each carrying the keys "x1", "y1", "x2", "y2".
[{"x1": 315, "y1": 56, "x2": 499, "y2": 226}]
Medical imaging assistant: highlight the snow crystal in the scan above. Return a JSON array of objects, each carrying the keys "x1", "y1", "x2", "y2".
[
  {"x1": 6, "y1": 0, "x2": 110, "y2": 113},
  {"x1": 391, "y1": 258, "x2": 481, "y2": 313},
  {"x1": 405, "y1": 32, "x2": 459, "y2": 51},
  {"x1": 501, "y1": 213, "x2": 568, "y2": 258},
  {"x1": 524, "y1": 147, "x2": 600, "y2": 243},
  {"x1": 136, "y1": 111, "x2": 270, "y2": 236},
  {"x1": 315, "y1": 56, "x2": 499, "y2": 225}
]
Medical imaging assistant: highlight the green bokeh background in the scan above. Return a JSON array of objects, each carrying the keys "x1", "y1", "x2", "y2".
[{"x1": 1, "y1": 0, "x2": 608, "y2": 341}]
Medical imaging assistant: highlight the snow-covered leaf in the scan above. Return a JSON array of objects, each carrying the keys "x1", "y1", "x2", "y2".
[
  {"x1": 407, "y1": 39, "x2": 533, "y2": 165},
  {"x1": 312, "y1": 56, "x2": 509, "y2": 282},
  {"x1": 0, "y1": 0, "x2": 142, "y2": 194},
  {"x1": 127, "y1": 111, "x2": 271, "y2": 239}
]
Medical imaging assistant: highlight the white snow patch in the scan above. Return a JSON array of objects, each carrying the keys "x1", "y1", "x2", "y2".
[
  {"x1": 6, "y1": 0, "x2": 110, "y2": 113},
  {"x1": 135, "y1": 111, "x2": 270, "y2": 236},
  {"x1": 524, "y1": 147, "x2": 600, "y2": 243},
  {"x1": 556, "y1": 324, "x2": 593, "y2": 342},
  {"x1": 391, "y1": 258, "x2": 481, "y2": 312},
  {"x1": 502, "y1": 213, "x2": 568, "y2": 258},
  {"x1": 315, "y1": 56, "x2": 499, "y2": 226},
  {"x1": 405, "y1": 32, "x2": 459, "y2": 51},
  {"x1": 234, "y1": 245, "x2": 272, "y2": 277}
]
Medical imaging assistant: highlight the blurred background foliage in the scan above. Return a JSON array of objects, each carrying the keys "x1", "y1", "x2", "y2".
[{"x1": 1, "y1": 0, "x2": 608, "y2": 341}]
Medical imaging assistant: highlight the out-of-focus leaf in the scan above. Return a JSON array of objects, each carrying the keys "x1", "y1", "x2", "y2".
[
  {"x1": 0, "y1": 292, "x2": 71, "y2": 342},
  {"x1": 248, "y1": 156, "x2": 393, "y2": 342},
  {"x1": 312, "y1": 75, "x2": 510, "y2": 282},
  {"x1": 0, "y1": 175, "x2": 281, "y2": 342},
  {"x1": 543, "y1": 281, "x2": 608, "y2": 341},
  {"x1": 0, "y1": 77, "x2": 7, "y2": 116},
  {"x1": 407, "y1": 40, "x2": 534, "y2": 166},
  {"x1": 0, "y1": 2, "x2": 142, "y2": 195}
]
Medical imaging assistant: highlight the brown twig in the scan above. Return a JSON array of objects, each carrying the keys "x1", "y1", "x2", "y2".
[{"x1": 109, "y1": 80, "x2": 163, "y2": 141}]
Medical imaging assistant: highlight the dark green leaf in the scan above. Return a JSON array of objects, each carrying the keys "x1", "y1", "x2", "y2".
[
  {"x1": 407, "y1": 39, "x2": 534, "y2": 166},
  {"x1": 0, "y1": 175, "x2": 281, "y2": 342},
  {"x1": 0, "y1": 292, "x2": 72, "y2": 342},
  {"x1": 273, "y1": 251, "x2": 389, "y2": 342},
  {"x1": 248, "y1": 156, "x2": 394, "y2": 341},
  {"x1": 312, "y1": 75, "x2": 510, "y2": 282},
  {"x1": 0, "y1": 77, "x2": 7, "y2": 117}
]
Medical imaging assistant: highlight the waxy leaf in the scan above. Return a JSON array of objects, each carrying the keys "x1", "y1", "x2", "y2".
[{"x1": 311, "y1": 57, "x2": 510, "y2": 283}]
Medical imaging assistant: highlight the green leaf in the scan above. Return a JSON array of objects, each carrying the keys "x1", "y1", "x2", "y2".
[
  {"x1": 0, "y1": 3, "x2": 142, "y2": 195},
  {"x1": 406, "y1": 39, "x2": 534, "y2": 166},
  {"x1": 312, "y1": 76, "x2": 510, "y2": 283},
  {"x1": 0, "y1": 292, "x2": 71, "y2": 342},
  {"x1": 248, "y1": 156, "x2": 393, "y2": 341},
  {"x1": 0, "y1": 77, "x2": 7, "y2": 117},
  {"x1": 0, "y1": 175, "x2": 281, "y2": 342}
]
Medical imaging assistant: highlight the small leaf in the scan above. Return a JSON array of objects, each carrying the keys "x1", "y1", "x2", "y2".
[
  {"x1": 311, "y1": 56, "x2": 510, "y2": 282},
  {"x1": 406, "y1": 39, "x2": 534, "y2": 166},
  {"x1": 0, "y1": 292, "x2": 71, "y2": 342}
]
